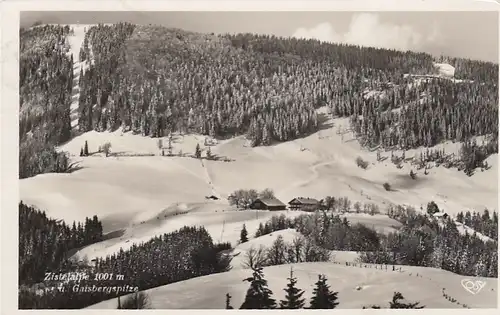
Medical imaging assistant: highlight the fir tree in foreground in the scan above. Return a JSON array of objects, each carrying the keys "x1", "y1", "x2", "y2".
[
  {"x1": 279, "y1": 267, "x2": 306, "y2": 309},
  {"x1": 119, "y1": 291, "x2": 150, "y2": 309},
  {"x1": 363, "y1": 291, "x2": 425, "y2": 309},
  {"x1": 240, "y1": 267, "x2": 277, "y2": 309},
  {"x1": 225, "y1": 293, "x2": 233, "y2": 309},
  {"x1": 308, "y1": 274, "x2": 339, "y2": 309},
  {"x1": 389, "y1": 292, "x2": 425, "y2": 309},
  {"x1": 240, "y1": 224, "x2": 249, "y2": 243},
  {"x1": 195, "y1": 143, "x2": 202, "y2": 159},
  {"x1": 83, "y1": 140, "x2": 89, "y2": 156}
]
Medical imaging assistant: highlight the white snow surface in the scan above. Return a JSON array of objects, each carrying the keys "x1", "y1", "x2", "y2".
[
  {"x1": 86, "y1": 261, "x2": 497, "y2": 309},
  {"x1": 433, "y1": 62, "x2": 455, "y2": 78},
  {"x1": 66, "y1": 24, "x2": 96, "y2": 129},
  {"x1": 19, "y1": 109, "x2": 497, "y2": 262}
]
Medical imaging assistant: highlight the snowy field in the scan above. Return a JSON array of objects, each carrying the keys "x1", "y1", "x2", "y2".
[
  {"x1": 66, "y1": 24, "x2": 96, "y2": 129},
  {"x1": 19, "y1": 105, "x2": 497, "y2": 261},
  {"x1": 86, "y1": 261, "x2": 497, "y2": 309},
  {"x1": 229, "y1": 229, "x2": 363, "y2": 270},
  {"x1": 19, "y1": 28, "x2": 498, "y2": 309}
]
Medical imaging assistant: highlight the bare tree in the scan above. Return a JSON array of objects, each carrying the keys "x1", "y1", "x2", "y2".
[
  {"x1": 291, "y1": 235, "x2": 305, "y2": 263},
  {"x1": 168, "y1": 134, "x2": 173, "y2": 156},
  {"x1": 242, "y1": 245, "x2": 268, "y2": 269},
  {"x1": 303, "y1": 239, "x2": 330, "y2": 262},
  {"x1": 102, "y1": 142, "x2": 112, "y2": 157},
  {"x1": 120, "y1": 291, "x2": 150, "y2": 309},
  {"x1": 267, "y1": 235, "x2": 287, "y2": 266},
  {"x1": 353, "y1": 201, "x2": 362, "y2": 213},
  {"x1": 258, "y1": 188, "x2": 275, "y2": 199}
]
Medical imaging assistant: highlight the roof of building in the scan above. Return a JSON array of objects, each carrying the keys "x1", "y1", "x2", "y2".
[
  {"x1": 433, "y1": 212, "x2": 448, "y2": 217},
  {"x1": 289, "y1": 197, "x2": 319, "y2": 205},
  {"x1": 254, "y1": 198, "x2": 286, "y2": 207}
]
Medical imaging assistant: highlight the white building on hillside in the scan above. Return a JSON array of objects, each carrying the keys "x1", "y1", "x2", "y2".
[{"x1": 433, "y1": 212, "x2": 449, "y2": 220}]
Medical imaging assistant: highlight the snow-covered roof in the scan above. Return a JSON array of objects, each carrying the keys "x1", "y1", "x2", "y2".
[
  {"x1": 255, "y1": 198, "x2": 286, "y2": 207},
  {"x1": 433, "y1": 63, "x2": 455, "y2": 78},
  {"x1": 433, "y1": 212, "x2": 448, "y2": 217},
  {"x1": 289, "y1": 197, "x2": 319, "y2": 205}
]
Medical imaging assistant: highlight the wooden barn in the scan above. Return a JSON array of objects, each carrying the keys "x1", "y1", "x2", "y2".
[
  {"x1": 249, "y1": 198, "x2": 287, "y2": 211},
  {"x1": 288, "y1": 197, "x2": 320, "y2": 212}
]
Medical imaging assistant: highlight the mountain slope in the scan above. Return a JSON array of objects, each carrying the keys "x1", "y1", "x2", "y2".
[
  {"x1": 19, "y1": 107, "x2": 497, "y2": 263},
  {"x1": 86, "y1": 262, "x2": 497, "y2": 309}
]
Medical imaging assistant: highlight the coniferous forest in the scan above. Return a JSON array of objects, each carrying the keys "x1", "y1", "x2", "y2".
[
  {"x1": 18, "y1": 203, "x2": 232, "y2": 309},
  {"x1": 19, "y1": 23, "x2": 498, "y2": 179},
  {"x1": 19, "y1": 202, "x2": 104, "y2": 286},
  {"x1": 17, "y1": 21, "x2": 498, "y2": 310},
  {"x1": 250, "y1": 205, "x2": 497, "y2": 278},
  {"x1": 19, "y1": 25, "x2": 75, "y2": 179}
]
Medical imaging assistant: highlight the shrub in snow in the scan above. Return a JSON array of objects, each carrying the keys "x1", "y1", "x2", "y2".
[{"x1": 355, "y1": 156, "x2": 369, "y2": 169}]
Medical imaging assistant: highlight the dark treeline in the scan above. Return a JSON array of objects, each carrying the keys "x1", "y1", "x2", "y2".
[
  {"x1": 456, "y1": 209, "x2": 498, "y2": 241},
  {"x1": 19, "y1": 25, "x2": 74, "y2": 179},
  {"x1": 400, "y1": 138, "x2": 497, "y2": 177},
  {"x1": 19, "y1": 204, "x2": 232, "y2": 309},
  {"x1": 19, "y1": 202, "x2": 103, "y2": 285},
  {"x1": 74, "y1": 24, "x2": 497, "y2": 151},
  {"x1": 20, "y1": 24, "x2": 498, "y2": 179},
  {"x1": 368, "y1": 205, "x2": 497, "y2": 277},
  {"x1": 458, "y1": 137, "x2": 497, "y2": 176},
  {"x1": 254, "y1": 204, "x2": 497, "y2": 278},
  {"x1": 348, "y1": 76, "x2": 497, "y2": 149}
]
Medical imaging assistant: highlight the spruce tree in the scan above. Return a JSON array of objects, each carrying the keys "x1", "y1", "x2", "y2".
[
  {"x1": 240, "y1": 267, "x2": 277, "y2": 309},
  {"x1": 308, "y1": 275, "x2": 339, "y2": 309},
  {"x1": 279, "y1": 267, "x2": 305, "y2": 309},
  {"x1": 426, "y1": 201, "x2": 439, "y2": 215},
  {"x1": 240, "y1": 224, "x2": 249, "y2": 243},
  {"x1": 84, "y1": 141, "x2": 89, "y2": 156},
  {"x1": 80, "y1": 147, "x2": 84, "y2": 157},
  {"x1": 167, "y1": 135, "x2": 173, "y2": 156},
  {"x1": 389, "y1": 292, "x2": 424, "y2": 309},
  {"x1": 195, "y1": 143, "x2": 201, "y2": 159},
  {"x1": 409, "y1": 170, "x2": 416, "y2": 180},
  {"x1": 225, "y1": 293, "x2": 233, "y2": 309},
  {"x1": 117, "y1": 296, "x2": 122, "y2": 309}
]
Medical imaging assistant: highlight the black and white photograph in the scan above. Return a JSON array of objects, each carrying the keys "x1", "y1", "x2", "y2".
[{"x1": 9, "y1": 4, "x2": 500, "y2": 311}]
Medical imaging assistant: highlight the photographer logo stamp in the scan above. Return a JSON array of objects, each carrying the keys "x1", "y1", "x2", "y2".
[{"x1": 461, "y1": 279, "x2": 486, "y2": 295}]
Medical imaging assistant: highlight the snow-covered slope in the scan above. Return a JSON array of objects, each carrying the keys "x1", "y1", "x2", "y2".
[
  {"x1": 86, "y1": 261, "x2": 497, "y2": 309},
  {"x1": 19, "y1": 107, "x2": 497, "y2": 261},
  {"x1": 66, "y1": 24, "x2": 95, "y2": 129},
  {"x1": 434, "y1": 62, "x2": 455, "y2": 78},
  {"x1": 230, "y1": 228, "x2": 365, "y2": 270}
]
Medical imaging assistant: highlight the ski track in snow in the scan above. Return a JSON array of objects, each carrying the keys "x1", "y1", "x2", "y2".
[{"x1": 66, "y1": 24, "x2": 95, "y2": 130}]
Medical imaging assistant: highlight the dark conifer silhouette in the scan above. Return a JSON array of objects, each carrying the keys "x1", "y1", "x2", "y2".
[
  {"x1": 195, "y1": 143, "x2": 202, "y2": 159},
  {"x1": 308, "y1": 275, "x2": 339, "y2": 309},
  {"x1": 225, "y1": 293, "x2": 234, "y2": 309},
  {"x1": 427, "y1": 201, "x2": 440, "y2": 215},
  {"x1": 120, "y1": 292, "x2": 150, "y2": 309},
  {"x1": 84, "y1": 141, "x2": 89, "y2": 156},
  {"x1": 240, "y1": 224, "x2": 249, "y2": 243},
  {"x1": 279, "y1": 267, "x2": 306, "y2": 309},
  {"x1": 389, "y1": 292, "x2": 425, "y2": 309},
  {"x1": 240, "y1": 267, "x2": 277, "y2": 309}
]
